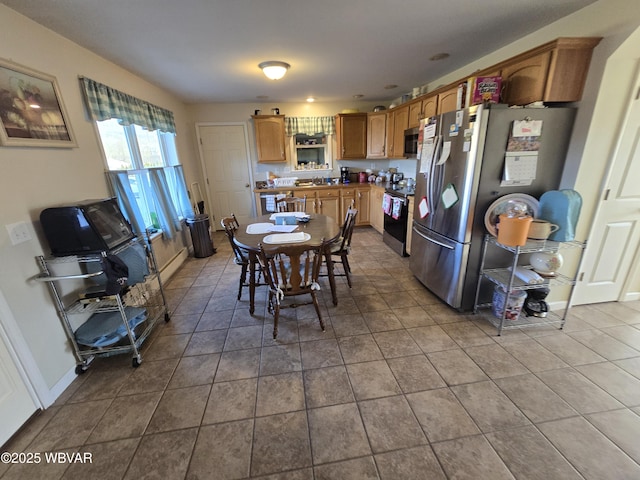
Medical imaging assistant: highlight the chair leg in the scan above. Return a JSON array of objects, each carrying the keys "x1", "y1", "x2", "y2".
[
  {"x1": 238, "y1": 262, "x2": 248, "y2": 300},
  {"x1": 324, "y1": 250, "x2": 338, "y2": 306},
  {"x1": 272, "y1": 302, "x2": 280, "y2": 339},
  {"x1": 341, "y1": 253, "x2": 352, "y2": 288},
  {"x1": 311, "y1": 292, "x2": 325, "y2": 332}
]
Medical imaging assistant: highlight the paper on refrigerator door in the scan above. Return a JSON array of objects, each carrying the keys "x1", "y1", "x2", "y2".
[
  {"x1": 420, "y1": 137, "x2": 435, "y2": 173},
  {"x1": 436, "y1": 141, "x2": 451, "y2": 165}
]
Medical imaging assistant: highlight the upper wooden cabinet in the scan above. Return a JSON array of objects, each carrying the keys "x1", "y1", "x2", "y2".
[
  {"x1": 499, "y1": 37, "x2": 601, "y2": 105},
  {"x1": 386, "y1": 105, "x2": 409, "y2": 158},
  {"x1": 500, "y1": 52, "x2": 552, "y2": 106},
  {"x1": 367, "y1": 112, "x2": 387, "y2": 159},
  {"x1": 437, "y1": 86, "x2": 460, "y2": 115},
  {"x1": 336, "y1": 113, "x2": 367, "y2": 159},
  {"x1": 422, "y1": 96, "x2": 437, "y2": 120},
  {"x1": 385, "y1": 36, "x2": 601, "y2": 119},
  {"x1": 252, "y1": 115, "x2": 286, "y2": 163},
  {"x1": 408, "y1": 101, "x2": 422, "y2": 128}
]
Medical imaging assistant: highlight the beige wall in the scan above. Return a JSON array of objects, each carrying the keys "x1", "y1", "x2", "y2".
[{"x1": 0, "y1": 5, "x2": 194, "y2": 395}]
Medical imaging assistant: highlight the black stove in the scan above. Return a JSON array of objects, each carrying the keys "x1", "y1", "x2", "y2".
[{"x1": 385, "y1": 185, "x2": 415, "y2": 197}]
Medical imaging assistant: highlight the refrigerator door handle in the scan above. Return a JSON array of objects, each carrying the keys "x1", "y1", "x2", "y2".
[
  {"x1": 428, "y1": 135, "x2": 442, "y2": 212},
  {"x1": 412, "y1": 226, "x2": 455, "y2": 250}
]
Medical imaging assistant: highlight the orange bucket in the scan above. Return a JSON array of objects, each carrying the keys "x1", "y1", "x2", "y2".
[{"x1": 497, "y1": 214, "x2": 532, "y2": 246}]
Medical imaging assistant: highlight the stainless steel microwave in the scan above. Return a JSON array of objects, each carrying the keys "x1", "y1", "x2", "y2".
[{"x1": 404, "y1": 127, "x2": 419, "y2": 158}]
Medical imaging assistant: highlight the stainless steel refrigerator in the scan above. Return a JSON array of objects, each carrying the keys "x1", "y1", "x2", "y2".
[{"x1": 409, "y1": 104, "x2": 576, "y2": 311}]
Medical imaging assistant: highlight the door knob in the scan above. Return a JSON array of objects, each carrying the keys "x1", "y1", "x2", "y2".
[{"x1": 245, "y1": 184, "x2": 250, "y2": 188}]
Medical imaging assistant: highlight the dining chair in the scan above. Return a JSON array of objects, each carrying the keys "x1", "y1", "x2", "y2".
[
  {"x1": 257, "y1": 240, "x2": 327, "y2": 339},
  {"x1": 276, "y1": 195, "x2": 307, "y2": 212},
  {"x1": 323, "y1": 207, "x2": 358, "y2": 287},
  {"x1": 220, "y1": 214, "x2": 264, "y2": 300}
]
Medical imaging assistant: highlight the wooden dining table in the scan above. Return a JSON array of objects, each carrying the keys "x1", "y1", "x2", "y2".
[{"x1": 233, "y1": 213, "x2": 342, "y2": 313}]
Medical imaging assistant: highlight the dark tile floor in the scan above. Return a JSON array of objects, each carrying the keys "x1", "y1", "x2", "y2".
[{"x1": 3, "y1": 227, "x2": 640, "y2": 479}]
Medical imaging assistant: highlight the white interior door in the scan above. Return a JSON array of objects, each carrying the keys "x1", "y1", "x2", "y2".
[
  {"x1": 197, "y1": 124, "x2": 255, "y2": 228},
  {"x1": 0, "y1": 312, "x2": 38, "y2": 445},
  {"x1": 573, "y1": 71, "x2": 640, "y2": 304}
]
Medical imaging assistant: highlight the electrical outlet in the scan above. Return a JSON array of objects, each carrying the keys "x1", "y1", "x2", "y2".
[{"x1": 6, "y1": 221, "x2": 32, "y2": 246}]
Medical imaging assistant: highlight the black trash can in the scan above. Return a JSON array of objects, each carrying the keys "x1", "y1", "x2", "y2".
[{"x1": 186, "y1": 214, "x2": 215, "y2": 258}]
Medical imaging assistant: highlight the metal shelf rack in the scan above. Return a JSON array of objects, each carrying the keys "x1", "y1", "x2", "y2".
[
  {"x1": 473, "y1": 234, "x2": 586, "y2": 335},
  {"x1": 36, "y1": 236, "x2": 170, "y2": 373}
]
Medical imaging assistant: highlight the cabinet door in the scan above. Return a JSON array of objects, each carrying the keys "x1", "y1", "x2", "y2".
[
  {"x1": 389, "y1": 106, "x2": 409, "y2": 158},
  {"x1": 253, "y1": 116, "x2": 286, "y2": 163},
  {"x1": 369, "y1": 186, "x2": 384, "y2": 234},
  {"x1": 336, "y1": 114, "x2": 367, "y2": 159},
  {"x1": 501, "y1": 51, "x2": 551, "y2": 106},
  {"x1": 408, "y1": 101, "x2": 422, "y2": 128},
  {"x1": 436, "y1": 86, "x2": 459, "y2": 115},
  {"x1": 406, "y1": 197, "x2": 414, "y2": 254},
  {"x1": 422, "y1": 96, "x2": 437, "y2": 120},
  {"x1": 367, "y1": 112, "x2": 387, "y2": 158},
  {"x1": 355, "y1": 188, "x2": 370, "y2": 226},
  {"x1": 318, "y1": 194, "x2": 341, "y2": 225}
]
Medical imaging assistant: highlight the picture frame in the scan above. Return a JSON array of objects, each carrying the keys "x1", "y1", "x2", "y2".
[{"x1": 0, "y1": 58, "x2": 77, "y2": 147}]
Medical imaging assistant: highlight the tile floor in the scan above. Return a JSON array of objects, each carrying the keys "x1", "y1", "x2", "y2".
[{"x1": 3, "y1": 227, "x2": 640, "y2": 479}]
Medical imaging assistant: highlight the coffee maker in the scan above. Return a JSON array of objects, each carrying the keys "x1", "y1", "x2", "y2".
[{"x1": 340, "y1": 167, "x2": 349, "y2": 184}]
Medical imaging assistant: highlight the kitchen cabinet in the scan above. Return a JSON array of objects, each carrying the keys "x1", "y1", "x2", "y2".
[
  {"x1": 336, "y1": 113, "x2": 367, "y2": 159},
  {"x1": 343, "y1": 186, "x2": 370, "y2": 226},
  {"x1": 499, "y1": 37, "x2": 601, "y2": 105},
  {"x1": 316, "y1": 189, "x2": 341, "y2": 224},
  {"x1": 473, "y1": 235, "x2": 585, "y2": 335},
  {"x1": 252, "y1": 115, "x2": 287, "y2": 163},
  {"x1": 436, "y1": 86, "x2": 459, "y2": 115},
  {"x1": 405, "y1": 197, "x2": 414, "y2": 255},
  {"x1": 369, "y1": 185, "x2": 385, "y2": 234},
  {"x1": 500, "y1": 51, "x2": 551, "y2": 106},
  {"x1": 367, "y1": 112, "x2": 387, "y2": 159},
  {"x1": 408, "y1": 100, "x2": 422, "y2": 128},
  {"x1": 421, "y1": 96, "x2": 437, "y2": 120},
  {"x1": 386, "y1": 105, "x2": 409, "y2": 158}
]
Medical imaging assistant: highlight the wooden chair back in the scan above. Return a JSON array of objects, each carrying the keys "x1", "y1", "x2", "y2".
[
  {"x1": 258, "y1": 241, "x2": 323, "y2": 296},
  {"x1": 220, "y1": 215, "x2": 246, "y2": 264},
  {"x1": 277, "y1": 196, "x2": 307, "y2": 212}
]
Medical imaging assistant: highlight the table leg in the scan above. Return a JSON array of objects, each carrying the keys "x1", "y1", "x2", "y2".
[
  {"x1": 249, "y1": 251, "x2": 256, "y2": 314},
  {"x1": 324, "y1": 250, "x2": 338, "y2": 306}
]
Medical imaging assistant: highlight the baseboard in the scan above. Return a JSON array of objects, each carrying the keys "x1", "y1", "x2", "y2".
[
  {"x1": 548, "y1": 300, "x2": 568, "y2": 312},
  {"x1": 45, "y1": 365, "x2": 79, "y2": 408},
  {"x1": 159, "y1": 247, "x2": 188, "y2": 284},
  {"x1": 622, "y1": 292, "x2": 640, "y2": 302}
]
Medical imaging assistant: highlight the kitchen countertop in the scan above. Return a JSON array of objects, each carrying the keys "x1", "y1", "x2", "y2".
[{"x1": 254, "y1": 182, "x2": 388, "y2": 193}]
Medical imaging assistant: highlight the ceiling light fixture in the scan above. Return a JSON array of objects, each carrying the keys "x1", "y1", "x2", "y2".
[
  {"x1": 429, "y1": 53, "x2": 450, "y2": 61},
  {"x1": 258, "y1": 61, "x2": 290, "y2": 80},
  {"x1": 352, "y1": 94, "x2": 364, "y2": 99},
  {"x1": 384, "y1": 84, "x2": 398, "y2": 90},
  {"x1": 306, "y1": 97, "x2": 315, "y2": 103}
]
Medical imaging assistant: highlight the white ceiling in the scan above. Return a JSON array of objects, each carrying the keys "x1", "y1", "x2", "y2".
[{"x1": 2, "y1": 0, "x2": 598, "y2": 104}]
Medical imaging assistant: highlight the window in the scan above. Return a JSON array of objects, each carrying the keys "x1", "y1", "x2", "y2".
[
  {"x1": 96, "y1": 118, "x2": 191, "y2": 235},
  {"x1": 81, "y1": 77, "x2": 192, "y2": 238}
]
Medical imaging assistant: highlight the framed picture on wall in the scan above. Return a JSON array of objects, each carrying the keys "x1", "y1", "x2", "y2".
[{"x1": 0, "y1": 58, "x2": 77, "y2": 147}]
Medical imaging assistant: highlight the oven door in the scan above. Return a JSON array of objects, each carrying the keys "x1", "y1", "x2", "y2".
[{"x1": 382, "y1": 194, "x2": 409, "y2": 256}]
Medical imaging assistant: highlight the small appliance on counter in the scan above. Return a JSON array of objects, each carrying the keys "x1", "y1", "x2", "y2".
[
  {"x1": 340, "y1": 167, "x2": 350, "y2": 183},
  {"x1": 391, "y1": 172, "x2": 404, "y2": 184}
]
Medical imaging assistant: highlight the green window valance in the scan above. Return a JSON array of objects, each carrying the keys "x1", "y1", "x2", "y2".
[
  {"x1": 285, "y1": 116, "x2": 335, "y2": 136},
  {"x1": 80, "y1": 77, "x2": 176, "y2": 133}
]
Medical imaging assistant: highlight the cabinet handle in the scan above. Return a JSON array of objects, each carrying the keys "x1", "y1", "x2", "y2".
[{"x1": 358, "y1": 192, "x2": 361, "y2": 198}]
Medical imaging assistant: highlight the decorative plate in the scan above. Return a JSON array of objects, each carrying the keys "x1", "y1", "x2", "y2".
[
  {"x1": 263, "y1": 232, "x2": 311, "y2": 244},
  {"x1": 484, "y1": 193, "x2": 539, "y2": 237}
]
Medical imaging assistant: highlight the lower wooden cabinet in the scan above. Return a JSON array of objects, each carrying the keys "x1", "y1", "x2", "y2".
[
  {"x1": 342, "y1": 186, "x2": 370, "y2": 226},
  {"x1": 406, "y1": 197, "x2": 414, "y2": 255},
  {"x1": 369, "y1": 185, "x2": 385, "y2": 234}
]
